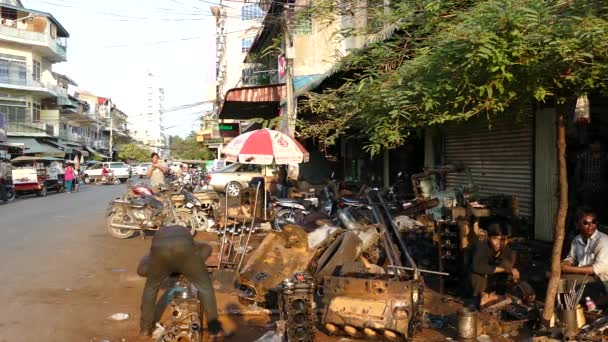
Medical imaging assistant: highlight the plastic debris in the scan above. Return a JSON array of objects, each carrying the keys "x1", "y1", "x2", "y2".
[{"x1": 108, "y1": 313, "x2": 130, "y2": 321}]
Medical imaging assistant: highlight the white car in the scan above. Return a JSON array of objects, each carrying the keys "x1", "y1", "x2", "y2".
[
  {"x1": 206, "y1": 163, "x2": 264, "y2": 197},
  {"x1": 135, "y1": 162, "x2": 152, "y2": 177},
  {"x1": 82, "y1": 162, "x2": 131, "y2": 184}
]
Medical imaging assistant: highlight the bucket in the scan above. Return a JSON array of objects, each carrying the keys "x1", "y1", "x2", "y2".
[{"x1": 458, "y1": 308, "x2": 477, "y2": 340}]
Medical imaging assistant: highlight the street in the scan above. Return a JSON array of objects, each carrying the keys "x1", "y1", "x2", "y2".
[
  {"x1": 0, "y1": 184, "x2": 296, "y2": 342},
  {"x1": 0, "y1": 184, "x2": 151, "y2": 341}
]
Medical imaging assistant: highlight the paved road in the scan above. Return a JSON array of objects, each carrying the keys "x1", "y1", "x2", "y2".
[
  {"x1": 0, "y1": 184, "x2": 276, "y2": 342},
  {"x1": 0, "y1": 184, "x2": 149, "y2": 341}
]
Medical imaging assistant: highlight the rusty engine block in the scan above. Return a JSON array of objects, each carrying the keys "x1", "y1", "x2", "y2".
[
  {"x1": 278, "y1": 272, "x2": 316, "y2": 342},
  {"x1": 322, "y1": 275, "x2": 424, "y2": 341}
]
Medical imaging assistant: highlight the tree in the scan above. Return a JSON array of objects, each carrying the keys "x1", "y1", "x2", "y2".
[
  {"x1": 170, "y1": 132, "x2": 213, "y2": 160},
  {"x1": 298, "y1": 0, "x2": 608, "y2": 323},
  {"x1": 302, "y1": 0, "x2": 608, "y2": 154},
  {"x1": 118, "y1": 143, "x2": 150, "y2": 162}
]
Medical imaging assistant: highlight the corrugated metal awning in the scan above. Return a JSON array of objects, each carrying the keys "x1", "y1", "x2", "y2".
[{"x1": 219, "y1": 84, "x2": 286, "y2": 120}]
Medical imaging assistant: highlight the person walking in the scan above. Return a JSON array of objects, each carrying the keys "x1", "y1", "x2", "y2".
[{"x1": 64, "y1": 162, "x2": 75, "y2": 193}]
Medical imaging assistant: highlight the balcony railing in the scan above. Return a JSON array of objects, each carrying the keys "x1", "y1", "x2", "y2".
[
  {"x1": 0, "y1": 23, "x2": 67, "y2": 59},
  {"x1": 241, "y1": 68, "x2": 279, "y2": 86},
  {"x1": 0, "y1": 65, "x2": 58, "y2": 94},
  {"x1": 7, "y1": 120, "x2": 55, "y2": 136}
]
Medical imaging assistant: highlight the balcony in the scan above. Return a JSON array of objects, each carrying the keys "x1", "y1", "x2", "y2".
[
  {"x1": 241, "y1": 68, "x2": 279, "y2": 86},
  {"x1": 0, "y1": 66, "x2": 59, "y2": 97},
  {"x1": 0, "y1": 20, "x2": 68, "y2": 62},
  {"x1": 7, "y1": 119, "x2": 55, "y2": 137}
]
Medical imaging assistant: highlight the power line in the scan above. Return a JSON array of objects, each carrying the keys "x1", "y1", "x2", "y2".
[{"x1": 103, "y1": 36, "x2": 202, "y2": 48}]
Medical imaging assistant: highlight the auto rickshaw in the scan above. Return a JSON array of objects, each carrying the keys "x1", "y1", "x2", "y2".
[{"x1": 11, "y1": 156, "x2": 65, "y2": 197}]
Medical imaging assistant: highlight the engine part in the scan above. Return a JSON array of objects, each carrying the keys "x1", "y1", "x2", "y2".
[
  {"x1": 154, "y1": 278, "x2": 203, "y2": 342},
  {"x1": 278, "y1": 272, "x2": 316, "y2": 342},
  {"x1": 239, "y1": 225, "x2": 315, "y2": 305},
  {"x1": 322, "y1": 275, "x2": 423, "y2": 340}
]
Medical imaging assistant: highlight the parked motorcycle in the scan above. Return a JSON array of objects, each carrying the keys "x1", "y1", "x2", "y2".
[
  {"x1": 172, "y1": 189, "x2": 218, "y2": 232},
  {"x1": 273, "y1": 186, "x2": 335, "y2": 231},
  {"x1": 106, "y1": 182, "x2": 197, "y2": 239}
]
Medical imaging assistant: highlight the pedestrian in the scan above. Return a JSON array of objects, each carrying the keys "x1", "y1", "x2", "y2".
[
  {"x1": 137, "y1": 225, "x2": 228, "y2": 340},
  {"x1": 561, "y1": 206, "x2": 608, "y2": 306},
  {"x1": 73, "y1": 167, "x2": 80, "y2": 192},
  {"x1": 146, "y1": 152, "x2": 169, "y2": 192},
  {"x1": 64, "y1": 162, "x2": 75, "y2": 193},
  {"x1": 277, "y1": 164, "x2": 289, "y2": 198},
  {"x1": 469, "y1": 218, "x2": 519, "y2": 309},
  {"x1": 0, "y1": 158, "x2": 9, "y2": 202}
]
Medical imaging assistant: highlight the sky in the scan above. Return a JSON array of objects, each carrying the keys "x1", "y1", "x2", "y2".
[{"x1": 23, "y1": 0, "x2": 218, "y2": 137}]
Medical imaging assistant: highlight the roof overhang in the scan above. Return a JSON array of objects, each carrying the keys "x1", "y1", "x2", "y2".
[
  {"x1": 0, "y1": 3, "x2": 70, "y2": 37},
  {"x1": 219, "y1": 84, "x2": 286, "y2": 120}
]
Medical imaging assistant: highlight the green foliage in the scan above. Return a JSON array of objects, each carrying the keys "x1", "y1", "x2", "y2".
[
  {"x1": 301, "y1": 0, "x2": 608, "y2": 155},
  {"x1": 170, "y1": 132, "x2": 213, "y2": 161},
  {"x1": 118, "y1": 143, "x2": 150, "y2": 162}
]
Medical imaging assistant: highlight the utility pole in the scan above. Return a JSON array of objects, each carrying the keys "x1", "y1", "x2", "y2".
[
  {"x1": 284, "y1": 0, "x2": 295, "y2": 137},
  {"x1": 107, "y1": 99, "x2": 113, "y2": 162}
]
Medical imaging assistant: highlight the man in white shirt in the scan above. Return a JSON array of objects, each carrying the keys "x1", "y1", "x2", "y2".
[
  {"x1": 146, "y1": 152, "x2": 169, "y2": 191},
  {"x1": 562, "y1": 207, "x2": 608, "y2": 304}
]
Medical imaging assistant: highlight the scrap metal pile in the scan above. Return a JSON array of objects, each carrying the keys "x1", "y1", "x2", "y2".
[{"x1": 235, "y1": 189, "x2": 426, "y2": 341}]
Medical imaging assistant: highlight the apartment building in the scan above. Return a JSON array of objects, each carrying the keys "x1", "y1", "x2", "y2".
[{"x1": 129, "y1": 71, "x2": 168, "y2": 157}]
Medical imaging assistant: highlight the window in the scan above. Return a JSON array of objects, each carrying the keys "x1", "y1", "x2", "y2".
[
  {"x1": 241, "y1": 37, "x2": 253, "y2": 53},
  {"x1": 0, "y1": 54, "x2": 27, "y2": 85},
  {"x1": 241, "y1": 4, "x2": 264, "y2": 21},
  {"x1": 33, "y1": 60, "x2": 41, "y2": 82},
  {"x1": 32, "y1": 103, "x2": 40, "y2": 122},
  {"x1": 295, "y1": 11, "x2": 313, "y2": 35},
  {"x1": 0, "y1": 93, "x2": 27, "y2": 122}
]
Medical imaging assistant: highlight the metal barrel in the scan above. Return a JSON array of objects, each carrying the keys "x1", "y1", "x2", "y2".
[{"x1": 457, "y1": 308, "x2": 477, "y2": 340}]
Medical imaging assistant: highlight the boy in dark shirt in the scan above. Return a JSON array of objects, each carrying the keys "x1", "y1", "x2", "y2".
[{"x1": 470, "y1": 219, "x2": 519, "y2": 309}]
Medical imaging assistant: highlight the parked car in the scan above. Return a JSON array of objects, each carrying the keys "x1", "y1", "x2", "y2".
[
  {"x1": 134, "y1": 162, "x2": 152, "y2": 177},
  {"x1": 205, "y1": 163, "x2": 264, "y2": 197},
  {"x1": 83, "y1": 162, "x2": 130, "y2": 184}
]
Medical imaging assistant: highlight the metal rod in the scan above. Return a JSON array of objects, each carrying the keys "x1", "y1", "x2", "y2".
[
  {"x1": 237, "y1": 182, "x2": 260, "y2": 272},
  {"x1": 387, "y1": 265, "x2": 450, "y2": 276},
  {"x1": 217, "y1": 192, "x2": 229, "y2": 269},
  {"x1": 377, "y1": 191, "x2": 418, "y2": 269}
]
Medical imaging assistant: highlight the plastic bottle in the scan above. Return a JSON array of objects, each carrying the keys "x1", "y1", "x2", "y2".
[{"x1": 585, "y1": 297, "x2": 597, "y2": 311}]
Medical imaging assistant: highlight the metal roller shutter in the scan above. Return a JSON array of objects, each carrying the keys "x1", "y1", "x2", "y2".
[{"x1": 442, "y1": 115, "x2": 534, "y2": 217}]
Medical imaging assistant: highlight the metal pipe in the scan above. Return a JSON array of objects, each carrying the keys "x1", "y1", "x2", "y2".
[
  {"x1": 110, "y1": 223, "x2": 140, "y2": 230},
  {"x1": 218, "y1": 192, "x2": 229, "y2": 269},
  {"x1": 387, "y1": 265, "x2": 450, "y2": 276},
  {"x1": 237, "y1": 182, "x2": 260, "y2": 272},
  {"x1": 377, "y1": 193, "x2": 417, "y2": 270}
]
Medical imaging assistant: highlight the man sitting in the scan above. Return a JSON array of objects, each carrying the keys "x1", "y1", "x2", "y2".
[
  {"x1": 469, "y1": 218, "x2": 520, "y2": 309},
  {"x1": 561, "y1": 207, "x2": 608, "y2": 303}
]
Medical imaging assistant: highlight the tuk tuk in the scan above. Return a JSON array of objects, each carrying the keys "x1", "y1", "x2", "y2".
[{"x1": 11, "y1": 156, "x2": 65, "y2": 197}]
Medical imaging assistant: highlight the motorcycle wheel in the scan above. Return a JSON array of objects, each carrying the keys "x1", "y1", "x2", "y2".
[
  {"x1": 193, "y1": 211, "x2": 209, "y2": 231},
  {"x1": 274, "y1": 208, "x2": 297, "y2": 231},
  {"x1": 37, "y1": 186, "x2": 47, "y2": 197},
  {"x1": 107, "y1": 212, "x2": 136, "y2": 239},
  {"x1": 6, "y1": 189, "x2": 15, "y2": 202},
  {"x1": 168, "y1": 211, "x2": 197, "y2": 236}
]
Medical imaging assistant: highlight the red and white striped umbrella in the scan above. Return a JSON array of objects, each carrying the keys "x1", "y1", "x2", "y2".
[{"x1": 222, "y1": 129, "x2": 309, "y2": 165}]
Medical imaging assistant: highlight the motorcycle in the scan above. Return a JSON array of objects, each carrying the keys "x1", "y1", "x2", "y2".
[
  {"x1": 0, "y1": 179, "x2": 16, "y2": 203},
  {"x1": 273, "y1": 186, "x2": 335, "y2": 231},
  {"x1": 106, "y1": 182, "x2": 197, "y2": 239},
  {"x1": 172, "y1": 189, "x2": 219, "y2": 233}
]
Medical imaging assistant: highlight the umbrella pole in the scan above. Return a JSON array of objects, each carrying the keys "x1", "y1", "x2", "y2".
[{"x1": 237, "y1": 182, "x2": 260, "y2": 273}]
